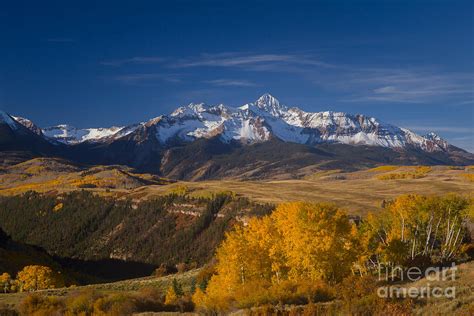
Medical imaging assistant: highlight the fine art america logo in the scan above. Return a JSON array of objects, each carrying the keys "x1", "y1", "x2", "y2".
[{"x1": 377, "y1": 263, "x2": 457, "y2": 299}]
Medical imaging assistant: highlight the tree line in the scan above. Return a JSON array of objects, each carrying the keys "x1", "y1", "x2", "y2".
[{"x1": 191, "y1": 194, "x2": 473, "y2": 312}]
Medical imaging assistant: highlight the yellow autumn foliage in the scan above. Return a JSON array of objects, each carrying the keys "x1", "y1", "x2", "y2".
[
  {"x1": 0, "y1": 272, "x2": 12, "y2": 293},
  {"x1": 53, "y1": 203, "x2": 64, "y2": 212},
  {"x1": 195, "y1": 202, "x2": 359, "y2": 311},
  {"x1": 362, "y1": 194, "x2": 470, "y2": 265},
  {"x1": 16, "y1": 265, "x2": 64, "y2": 292},
  {"x1": 460, "y1": 173, "x2": 474, "y2": 182},
  {"x1": 376, "y1": 166, "x2": 432, "y2": 180},
  {"x1": 368, "y1": 165, "x2": 399, "y2": 172},
  {"x1": 164, "y1": 286, "x2": 179, "y2": 305}
]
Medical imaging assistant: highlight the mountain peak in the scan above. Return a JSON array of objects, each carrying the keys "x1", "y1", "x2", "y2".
[
  {"x1": 424, "y1": 131, "x2": 450, "y2": 151},
  {"x1": 0, "y1": 111, "x2": 19, "y2": 130},
  {"x1": 425, "y1": 132, "x2": 442, "y2": 141},
  {"x1": 254, "y1": 93, "x2": 288, "y2": 117},
  {"x1": 257, "y1": 93, "x2": 280, "y2": 107},
  {"x1": 3, "y1": 95, "x2": 467, "y2": 155},
  {"x1": 171, "y1": 102, "x2": 208, "y2": 118},
  {"x1": 12, "y1": 116, "x2": 43, "y2": 136}
]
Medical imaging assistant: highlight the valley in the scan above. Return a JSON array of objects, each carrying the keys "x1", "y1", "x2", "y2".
[{"x1": 1, "y1": 158, "x2": 472, "y2": 214}]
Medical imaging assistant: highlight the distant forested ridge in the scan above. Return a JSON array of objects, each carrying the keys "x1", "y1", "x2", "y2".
[{"x1": 0, "y1": 191, "x2": 273, "y2": 276}]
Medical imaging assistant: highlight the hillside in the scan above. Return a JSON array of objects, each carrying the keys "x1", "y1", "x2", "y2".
[
  {"x1": 2, "y1": 160, "x2": 469, "y2": 214},
  {"x1": 0, "y1": 158, "x2": 472, "y2": 212},
  {"x1": 0, "y1": 157, "x2": 171, "y2": 195},
  {"x1": 0, "y1": 228, "x2": 61, "y2": 278},
  {"x1": 0, "y1": 191, "x2": 272, "y2": 272},
  {"x1": 129, "y1": 165, "x2": 474, "y2": 213}
]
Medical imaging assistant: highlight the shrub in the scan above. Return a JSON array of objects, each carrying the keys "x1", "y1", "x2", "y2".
[
  {"x1": 0, "y1": 303, "x2": 17, "y2": 316},
  {"x1": 19, "y1": 294, "x2": 64, "y2": 316},
  {"x1": 0, "y1": 272, "x2": 12, "y2": 293},
  {"x1": 338, "y1": 275, "x2": 382, "y2": 315},
  {"x1": 93, "y1": 293, "x2": 137, "y2": 315},
  {"x1": 64, "y1": 289, "x2": 98, "y2": 315},
  {"x1": 176, "y1": 262, "x2": 187, "y2": 274},
  {"x1": 153, "y1": 264, "x2": 168, "y2": 277}
]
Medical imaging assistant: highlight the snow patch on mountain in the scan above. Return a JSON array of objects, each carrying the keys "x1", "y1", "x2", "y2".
[
  {"x1": 12, "y1": 116, "x2": 43, "y2": 135},
  {"x1": 122, "y1": 94, "x2": 458, "y2": 152},
  {"x1": 43, "y1": 125, "x2": 126, "y2": 144},
  {"x1": 3, "y1": 94, "x2": 461, "y2": 153}
]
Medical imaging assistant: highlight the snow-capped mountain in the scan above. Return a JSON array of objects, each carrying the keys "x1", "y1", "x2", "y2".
[
  {"x1": 0, "y1": 111, "x2": 56, "y2": 155},
  {"x1": 121, "y1": 93, "x2": 456, "y2": 153},
  {"x1": 11, "y1": 116, "x2": 43, "y2": 136},
  {"x1": 42, "y1": 124, "x2": 140, "y2": 144},
  {"x1": 0, "y1": 111, "x2": 21, "y2": 130},
  {"x1": 6, "y1": 94, "x2": 463, "y2": 153},
  {"x1": 2, "y1": 101, "x2": 472, "y2": 179}
]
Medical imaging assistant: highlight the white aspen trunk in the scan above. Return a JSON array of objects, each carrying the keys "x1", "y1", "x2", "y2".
[
  {"x1": 447, "y1": 227, "x2": 462, "y2": 259},
  {"x1": 423, "y1": 214, "x2": 433, "y2": 255}
]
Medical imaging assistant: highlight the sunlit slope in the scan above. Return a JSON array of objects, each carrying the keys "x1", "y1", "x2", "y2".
[
  {"x1": 0, "y1": 159, "x2": 472, "y2": 214},
  {"x1": 130, "y1": 165, "x2": 473, "y2": 214}
]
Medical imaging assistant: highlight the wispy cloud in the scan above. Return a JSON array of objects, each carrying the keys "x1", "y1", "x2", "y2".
[
  {"x1": 100, "y1": 52, "x2": 473, "y2": 105},
  {"x1": 446, "y1": 135, "x2": 474, "y2": 153},
  {"x1": 101, "y1": 56, "x2": 165, "y2": 66},
  {"x1": 455, "y1": 99, "x2": 474, "y2": 105},
  {"x1": 171, "y1": 53, "x2": 335, "y2": 70},
  {"x1": 111, "y1": 73, "x2": 181, "y2": 85},
  {"x1": 394, "y1": 121, "x2": 473, "y2": 152},
  {"x1": 334, "y1": 69, "x2": 473, "y2": 104},
  {"x1": 205, "y1": 79, "x2": 258, "y2": 87},
  {"x1": 402, "y1": 126, "x2": 473, "y2": 133}
]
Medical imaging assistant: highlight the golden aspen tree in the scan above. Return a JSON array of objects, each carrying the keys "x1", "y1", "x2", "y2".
[
  {"x1": 273, "y1": 202, "x2": 359, "y2": 282},
  {"x1": 16, "y1": 265, "x2": 63, "y2": 292},
  {"x1": 199, "y1": 202, "x2": 359, "y2": 310},
  {"x1": 0, "y1": 272, "x2": 12, "y2": 293}
]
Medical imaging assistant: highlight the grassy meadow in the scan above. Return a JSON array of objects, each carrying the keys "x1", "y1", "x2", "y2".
[
  {"x1": 1, "y1": 159, "x2": 472, "y2": 215},
  {"x1": 129, "y1": 165, "x2": 473, "y2": 214}
]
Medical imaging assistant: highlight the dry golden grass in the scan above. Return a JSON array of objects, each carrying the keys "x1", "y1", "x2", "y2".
[
  {"x1": 303, "y1": 169, "x2": 343, "y2": 180},
  {"x1": 400, "y1": 261, "x2": 474, "y2": 315},
  {"x1": 0, "y1": 159, "x2": 170, "y2": 195},
  {"x1": 376, "y1": 166, "x2": 432, "y2": 180},
  {"x1": 0, "y1": 269, "x2": 199, "y2": 310},
  {"x1": 1, "y1": 161, "x2": 472, "y2": 215},
  {"x1": 126, "y1": 166, "x2": 473, "y2": 215}
]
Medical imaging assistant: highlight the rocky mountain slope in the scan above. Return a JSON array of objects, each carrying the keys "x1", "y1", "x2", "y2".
[
  {"x1": 1, "y1": 94, "x2": 472, "y2": 179},
  {"x1": 21, "y1": 94, "x2": 464, "y2": 153}
]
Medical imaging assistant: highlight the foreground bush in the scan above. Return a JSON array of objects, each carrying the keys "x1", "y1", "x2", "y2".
[{"x1": 17, "y1": 287, "x2": 193, "y2": 316}]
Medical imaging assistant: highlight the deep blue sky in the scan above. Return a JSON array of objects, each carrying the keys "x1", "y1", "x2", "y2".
[{"x1": 1, "y1": 0, "x2": 473, "y2": 151}]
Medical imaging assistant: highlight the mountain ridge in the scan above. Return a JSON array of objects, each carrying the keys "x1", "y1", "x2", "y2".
[
  {"x1": 1, "y1": 95, "x2": 473, "y2": 179},
  {"x1": 5, "y1": 94, "x2": 469, "y2": 154}
]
